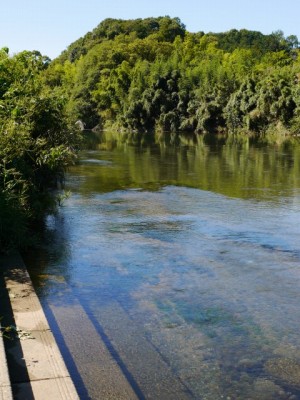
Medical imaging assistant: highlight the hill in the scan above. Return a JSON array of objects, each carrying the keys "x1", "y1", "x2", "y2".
[{"x1": 44, "y1": 17, "x2": 300, "y2": 134}]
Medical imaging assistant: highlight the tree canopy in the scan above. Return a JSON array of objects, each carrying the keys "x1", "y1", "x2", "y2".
[{"x1": 44, "y1": 17, "x2": 300, "y2": 136}]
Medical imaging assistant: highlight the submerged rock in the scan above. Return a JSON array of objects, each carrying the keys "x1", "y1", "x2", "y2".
[{"x1": 265, "y1": 357, "x2": 300, "y2": 386}]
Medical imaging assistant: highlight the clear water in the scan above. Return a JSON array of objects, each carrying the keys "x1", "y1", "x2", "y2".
[{"x1": 25, "y1": 132, "x2": 300, "y2": 399}]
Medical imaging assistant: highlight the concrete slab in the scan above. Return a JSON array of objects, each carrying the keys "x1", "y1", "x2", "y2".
[
  {"x1": 0, "y1": 385, "x2": 13, "y2": 400},
  {"x1": 0, "y1": 253, "x2": 79, "y2": 400},
  {"x1": 4, "y1": 270, "x2": 50, "y2": 331},
  {"x1": 50, "y1": 303, "x2": 140, "y2": 399},
  {"x1": 0, "y1": 322, "x2": 13, "y2": 400},
  {"x1": 13, "y1": 377, "x2": 79, "y2": 400},
  {"x1": 5, "y1": 329, "x2": 74, "y2": 381},
  {"x1": 0, "y1": 329, "x2": 11, "y2": 388}
]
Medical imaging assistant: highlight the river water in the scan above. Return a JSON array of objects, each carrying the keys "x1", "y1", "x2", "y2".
[{"x1": 25, "y1": 132, "x2": 300, "y2": 399}]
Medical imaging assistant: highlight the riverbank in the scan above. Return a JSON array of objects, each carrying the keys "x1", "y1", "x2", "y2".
[{"x1": 0, "y1": 253, "x2": 79, "y2": 400}]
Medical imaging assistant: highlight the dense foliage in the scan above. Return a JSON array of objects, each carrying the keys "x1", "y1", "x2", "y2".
[
  {"x1": 46, "y1": 17, "x2": 300, "y2": 136},
  {"x1": 2, "y1": 17, "x2": 300, "y2": 251},
  {"x1": 0, "y1": 49, "x2": 80, "y2": 251}
]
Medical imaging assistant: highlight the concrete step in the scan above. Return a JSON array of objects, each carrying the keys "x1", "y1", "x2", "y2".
[
  {"x1": 0, "y1": 253, "x2": 79, "y2": 400},
  {"x1": 0, "y1": 319, "x2": 13, "y2": 400}
]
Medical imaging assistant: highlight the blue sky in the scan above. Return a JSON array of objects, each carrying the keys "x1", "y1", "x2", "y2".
[{"x1": 2, "y1": 0, "x2": 300, "y2": 59}]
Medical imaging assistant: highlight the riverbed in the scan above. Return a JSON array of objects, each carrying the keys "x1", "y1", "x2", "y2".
[{"x1": 24, "y1": 132, "x2": 300, "y2": 399}]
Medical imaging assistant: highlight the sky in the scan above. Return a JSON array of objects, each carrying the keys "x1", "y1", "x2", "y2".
[{"x1": 2, "y1": 0, "x2": 300, "y2": 59}]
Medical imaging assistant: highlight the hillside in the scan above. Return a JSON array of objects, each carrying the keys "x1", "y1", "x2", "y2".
[{"x1": 44, "y1": 17, "x2": 300, "y2": 135}]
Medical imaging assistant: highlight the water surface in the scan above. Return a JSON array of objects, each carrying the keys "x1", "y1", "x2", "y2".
[{"x1": 25, "y1": 132, "x2": 300, "y2": 399}]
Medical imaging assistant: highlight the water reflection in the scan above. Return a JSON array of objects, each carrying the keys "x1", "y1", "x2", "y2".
[
  {"x1": 24, "y1": 132, "x2": 300, "y2": 399},
  {"x1": 72, "y1": 131, "x2": 300, "y2": 201}
]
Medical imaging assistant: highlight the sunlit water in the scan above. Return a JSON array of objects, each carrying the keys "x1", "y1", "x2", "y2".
[{"x1": 25, "y1": 132, "x2": 300, "y2": 399}]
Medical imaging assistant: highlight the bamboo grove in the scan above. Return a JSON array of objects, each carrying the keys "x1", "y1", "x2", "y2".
[{"x1": 47, "y1": 17, "x2": 300, "y2": 135}]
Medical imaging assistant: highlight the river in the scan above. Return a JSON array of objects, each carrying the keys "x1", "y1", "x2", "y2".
[{"x1": 24, "y1": 131, "x2": 300, "y2": 399}]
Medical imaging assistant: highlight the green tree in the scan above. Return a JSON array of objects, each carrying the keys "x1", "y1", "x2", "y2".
[{"x1": 0, "y1": 51, "x2": 80, "y2": 252}]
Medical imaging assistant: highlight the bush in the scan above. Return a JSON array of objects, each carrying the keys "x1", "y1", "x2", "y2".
[{"x1": 0, "y1": 50, "x2": 81, "y2": 253}]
